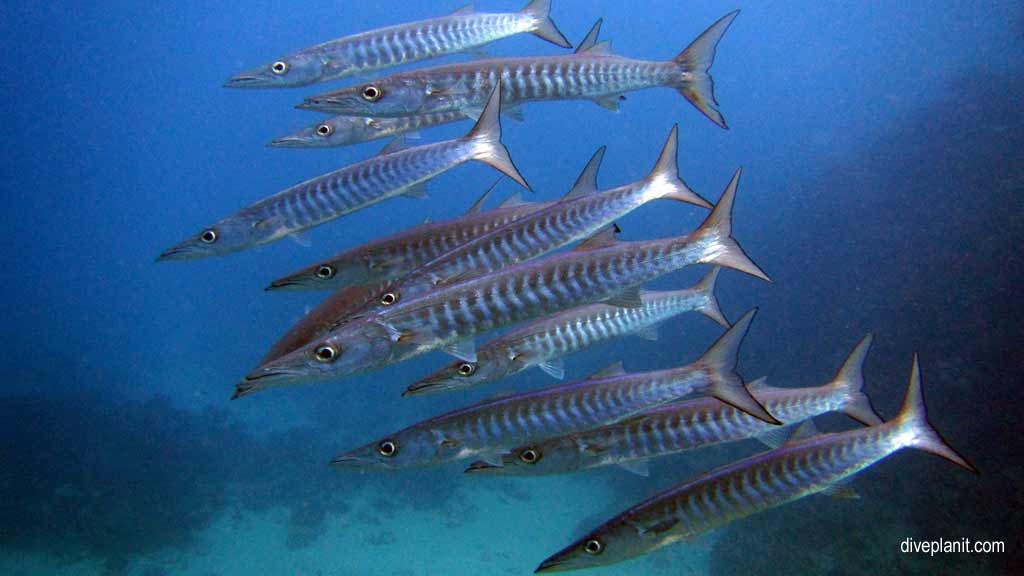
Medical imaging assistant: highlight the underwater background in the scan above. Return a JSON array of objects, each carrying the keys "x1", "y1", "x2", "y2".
[{"x1": 2, "y1": 1, "x2": 1022, "y2": 574}]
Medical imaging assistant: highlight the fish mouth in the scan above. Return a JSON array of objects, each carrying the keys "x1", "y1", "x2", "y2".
[
  {"x1": 329, "y1": 454, "x2": 366, "y2": 468},
  {"x1": 534, "y1": 558, "x2": 569, "y2": 574},
  {"x1": 463, "y1": 460, "x2": 504, "y2": 474},
  {"x1": 265, "y1": 278, "x2": 302, "y2": 291},
  {"x1": 156, "y1": 244, "x2": 199, "y2": 262},
  {"x1": 267, "y1": 136, "x2": 310, "y2": 148},
  {"x1": 224, "y1": 74, "x2": 268, "y2": 88},
  {"x1": 242, "y1": 367, "x2": 305, "y2": 383},
  {"x1": 402, "y1": 377, "x2": 458, "y2": 397}
]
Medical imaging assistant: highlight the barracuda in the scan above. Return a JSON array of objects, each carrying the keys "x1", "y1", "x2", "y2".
[
  {"x1": 270, "y1": 110, "x2": 473, "y2": 149},
  {"x1": 534, "y1": 356, "x2": 977, "y2": 573},
  {"x1": 342, "y1": 124, "x2": 711, "y2": 320},
  {"x1": 239, "y1": 167, "x2": 769, "y2": 396},
  {"x1": 267, "y1": 185, "x2": 545, "y2": 292},
  {"x1": 410, "y1": 268, "x2": 729, "y2": 396},
  {"x1": 300, "y1": 11, "x2": 739, "y2": 129},
  {"x1": 253, "y1": 125, "x2": 709, "y2": 367},
  {"x1": 467, "y1": 335, "x2": 883, "y2": 476},
  {"x1": 328, "y1": 309, "x2": 773, "y2": 471},
  {"x1": 158, "y1": 84, "x2": 528, "y2": 261},
  {"x1": 225, "y1": 0, "x2": 571, "y2": 88},
  {"x1": 258, "y1": 192, "x2": 545, "y2": 364}
]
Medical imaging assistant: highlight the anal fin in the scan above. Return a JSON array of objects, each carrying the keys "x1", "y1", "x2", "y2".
[
  {"x1": 401, "y1": 181, "x2": 429, "y2": 199},
  {"x1": 616, "y1": 459, "x2": 650, "y2": 477}
]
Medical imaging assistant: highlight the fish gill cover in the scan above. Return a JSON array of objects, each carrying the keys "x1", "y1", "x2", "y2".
[{"x1": 1, "y1": 2, "x2": 1022, "y2": 576}]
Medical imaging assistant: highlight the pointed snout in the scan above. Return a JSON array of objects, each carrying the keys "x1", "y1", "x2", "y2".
[
  {"x1": 534, "y1": 558, "x2": 567, "y2": 574},
  {"x1": 156, "y1": 243, "x2": 197, "y2": 262},
  {"x1": 267, "y1": 136, "x2": 308, "y2": 148},
  {"x1": 224, "y1": 74, "x2": 265, "y2": 88}
]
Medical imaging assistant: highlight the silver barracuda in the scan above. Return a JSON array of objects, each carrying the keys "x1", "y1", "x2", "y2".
[
  {"x1": 158, "y1": 84, "x2": 528, "y2": 261},
  {"x1": 267, "y1": 186, "x2": 546, "y2": 291},
  {"x1": 238, "y1": 167, "x2": 769, "y2": 396},
  {"x1": 332, "y1": 124, "x2": 711, "y2": 324},
  {"x1": 466, "y1": 335, "x2": 883, "y2": 476},
  {"x1": 328, "y1": 310, "x2": 775, "y2": 471},
  {"x1": 300, "y1": 11, "x2": 740, "y2": 129},
  {"x1": 269, "y1": 110, "x2": 472, "y2": 149},
  {"x1": 534, "y1": 356, "x2": 977, "y2": 573},
  {"x1": 251, "y1": 125, "x2": 710, "y2": 370},
  {"x1": 225, "y1": 0, "x2": 571, "y2": 88},
  {"x1": 409, "y1": 267, "x2": 729, "y2": 396}
]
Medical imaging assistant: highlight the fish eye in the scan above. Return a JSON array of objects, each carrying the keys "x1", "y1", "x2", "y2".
[
  {"x1": 315, "y1": 264, "x2": 336, "y2": 279},
  {"x1": 361, "y1": 85, "x2": 383, "y2": 102},
  {"x1": 457, "y1": 363, "x2": 476, "y2": 376},
  {"x1": 380, "y1": 292, "x2": 398, "y2": 306},
  {"x1": 518, "y1": 448, "x2": 540, "y2": 464},
  {"x1": 584, "y1": 539, "x2": 603, "y2": 555},
  {"x1": 377, "y1": 440, "x2": 398, "y2": 457},
  {"x1": 313, "y1": 344, "x2": 338, "y2": 363},
  {"x1": 315, "y1": 123, "x2": 333, "y2": 137},
  {"x1": 271, "y1": 61, "x2": 288, "y2": 75},
  {"x1": 200, "y1": 229, "x2": 217, "y2": 244}
]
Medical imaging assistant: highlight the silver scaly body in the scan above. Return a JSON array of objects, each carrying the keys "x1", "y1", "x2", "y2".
[
  {"x1": 226, "y1": 0, "x2": 571, "y2": 88},
  {"x1": 301, "y1": 12, "x2": 740, "y2": 129},
  {"x1": 344, "y1": 126, "x2": 708, "y2": 323},
  {"x1": 329, "y1": 310, "x2": 768, "y2": 470},
  {"x1": 411, "y1": 269, "x2": 728, "y2": 396},
  {"x1": 267, "y1": 192, "x2": 546, "y2": 291},
  {"x1": 239, "y1": 168, "x2": 768, "y2": 396},
  {"x1": 270, "y1": 110, "x2": 471, "y2": 149},
  {"x1": 470, "y1": 336, "x2": 883, "y2": 476},
  {"x1": 159, "y1": 84, "x2": 527, "y2": 261},
  {"x1": 535, "y1": 357, "x2": 977, "y2": 573}
]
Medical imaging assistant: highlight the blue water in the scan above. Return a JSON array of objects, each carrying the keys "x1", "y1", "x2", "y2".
[{"x1": 2, "y1": 1, "x2": 1021, "y2": 574}]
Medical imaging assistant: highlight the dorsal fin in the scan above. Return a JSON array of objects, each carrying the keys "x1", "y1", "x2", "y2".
[
  {"x1": 587, "y1": 361, "x2": 626, "y2": 380},
  {"x1": 377, "y1": 136, "x2": 411, "y2": 156},
  {"x1": 451, "y1": 4, "x2": 475, "y2": 15},
  {"x1": 562, "y1": 146, "x2": 606, "y2": 200},
  {"x1": 574, "y1": 19, "x2": 603, "y2": 54},
  {"x1": 747, "y1": 376, "x2": 768, "y2": 390},
  {"x1": 783, "y1": 420, "x2": 821, "y2": 447},
  {"x1": 581, "y1": 40, "x2": 613, "y2": 55},
  {"x1": 466, "y1": 178, "x2": 503, "y2": 215},
  {"x1": 498, "y1": 192, "x2": 529, "y2": 208},
  {"x1": 572, "y1": 223, "x2": 621, "y2": 251}
]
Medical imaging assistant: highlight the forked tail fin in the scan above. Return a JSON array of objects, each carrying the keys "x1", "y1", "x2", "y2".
[
  {"x1": 692, "y1": 167, "x2": 771, "y2": 282},
  {"x1": 690, "y1": 266, "x2": 729, "y2": 328},
  {"x1": 645, "y1": 124, "x2": 711, "y2": 209},
  {"x1": 826, "y1": 335, "x2": 884, "y2": 426},
  {"x1": 467, "y1": 81, "x2": 531, "y2": 190},
  {"x1": 894, "y1": 355, "x2": 978, "y2": 473},
  {"x1": 672, "y1": 10, "x2": 739, "y2": 129},
  {"x1": 522, "y1": 0, "x2": 572, "y2": 48},
  {"x1": 697, "y1": 308, "x2": 780, "y2": 425}
]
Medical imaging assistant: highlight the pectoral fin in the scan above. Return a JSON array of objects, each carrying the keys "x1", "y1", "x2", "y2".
[
  {"x1": 537, "y1": 358, "x2": 565, "y2": 380},
  {"x1": 442, "y1": 337, "x2": 477, "y2": 362},
  {"x1": 604, "y1": 286, "x2": 643, "y2": 308}
]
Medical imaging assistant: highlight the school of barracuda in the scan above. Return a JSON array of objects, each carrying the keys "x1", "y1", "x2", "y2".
[{"x1": 159, "y1": 2, "x2": 976, "y2": 572}]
